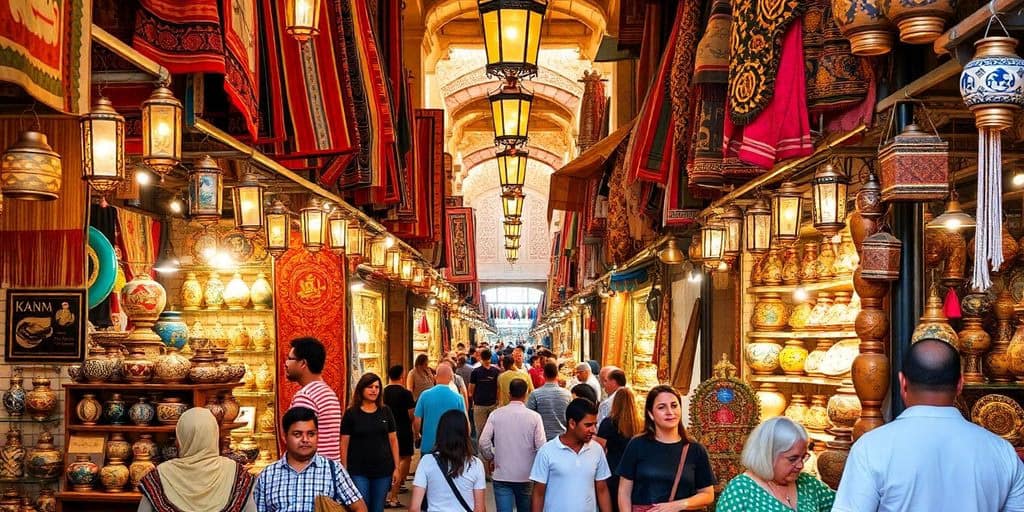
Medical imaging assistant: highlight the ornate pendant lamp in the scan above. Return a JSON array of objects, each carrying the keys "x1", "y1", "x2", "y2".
[
  {"x1": 188, "y1": 156, "x2": 223, "y2": 224},
  {"x1": 490, "y1": 82, "x2": 532, "y2": 147},
  {"x1": 927, "y1": 191, "x2": 976, "y2": 232},
  {"x1": 141, "y1": 85, "x2": 182, "y2": 176},
  {"x1": 504, "y1": 219, "x2": 522, "y2": 239},
  {"x1": 300, "y1": 198, "x2": 327, "y2": 252},
  {"x1": 346, "y1": 220, "x2": 365, "y2": 258},
  {"x1": 387, "y1": 245, "x2": 402, "y2": 277},
  {"x1": 771, "y1": 181, "x2": 804, "y2": 245},
  {"x1": 811, "y1": 162, "x2": 849, "y2": 238},
  {"x1": 497, "y1": 148, "x2": 528, "y2": 193},
  {"x1": 286, "y1": 0, "x2": 321, "y2": 42},
  {"x1": 700, "y1": 220, "x2": 726, "y2": 262},
  {"x1": 1, "y1": 129, "x2": 62, "y2": 201},
  {"x1": 720, "y1": 205, "x2": 744, "y2": 258},
  {"x1": 80, "y1": 97, "x2": 125, "y2": 205},
  {"x1": 400, "y1": 256, "x2": 414, "y2": 283},
  {"x1": 502, "y1": 191, "x2": 525, "y2": 219},
  {"x1": 745, "y1": 196, "x2": 772, "y2": 253},
  {"x1": 265, "y1": 200, "x2": 291, "y2": 258},
  {"x1": 231, "y1": 171, "x2": 265, "y2": 234},
  {"x1": 657, "y1": 237, "x2": 684, "y2": 265},
  {"x1": 368, "y1": 235, "x2": 388, "y2": 269},
  {"x1": 478, "y1": 0, "x2": 547, "y2": 80},
  {"x1": 327, "y1": 209, "x2": 349, "y2": 253},
  {"x1": 412, "y1": 266, "x2": 426, "y2": 286}
]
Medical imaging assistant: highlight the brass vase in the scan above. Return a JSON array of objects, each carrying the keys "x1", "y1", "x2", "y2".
[
  {"x1": 910, "y1": 288, "x2": 958, "y2": 346},
  {"x1": 782, "y1": 245, "x2": 801, "y2": 285},
  {"x1": 959, "y1": 291, "x2": 992, "y2": 384},
  {"x1": 986, "y1": 289, "x2": 1016, "y2": 382},
  {"x1": 831, "y1": 0, "x2": 895, "y2": 56}
]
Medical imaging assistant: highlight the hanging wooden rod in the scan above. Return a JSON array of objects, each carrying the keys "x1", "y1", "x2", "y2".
[
  {"x1": 91, "y1": 25, "x2": 170, "y2": 83},
  {"x1": 934, "y1": 0, "x2": 1024, "y2": 55}
]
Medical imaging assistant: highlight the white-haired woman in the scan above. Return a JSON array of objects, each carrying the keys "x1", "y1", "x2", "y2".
[{"x1": 716, "y1": 417, "x2": 834, "y2": 511}]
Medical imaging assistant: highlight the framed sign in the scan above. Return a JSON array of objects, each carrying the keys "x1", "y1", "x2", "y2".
[{"x1": 5, "y1": 289, "x2": 87, "y2": 363}]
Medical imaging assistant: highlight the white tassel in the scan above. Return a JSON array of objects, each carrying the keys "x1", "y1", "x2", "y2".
[{"x1": 972, "y1": 127, "x2": 1004, "y2": 291}]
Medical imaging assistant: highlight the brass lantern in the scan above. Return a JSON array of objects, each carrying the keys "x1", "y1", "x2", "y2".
[
  {"x1": 720, "y1": 205, "x2": 743, "y2": 258},
  {"x1": 285, "y1": 0, "x2": 321, "y2": 42},
  {"x1": 502, "y1": 191, "x2": 525, "y2": 219},
  {"x1": 490, "y1": 83, "x2": 532, "y2": 147},
  {"x1": 771, "y1": 181, "x2": 804, "y2": 245},
  {"x1": 300, "y1": 197, "x2": 327, "y2": 252},
  {"x1": 80, "y1": 97, "x2": 125, "y2": 202},
  {"x1": 504, "y1": 219, "x2": 522, "y2": 239},
  {"x1": 506, "y1": 246, "x2": 519, "y2": 263},
  {"x1": 412, "y1": 265, "x2": 425, "y2": 286},
  {"x1": 700, "y1": 220, "x2": 726, "y2": 262},
  {"x1": 231, "y1": 171, "x2": 265, "y2": 234},
  {"x1": 745, "y1": 196, "x2": 772, "y2": 253},
  {"x1": 400, "y1": 256, "x2": 414, "y2": 283},
  {"x1": 368, "y1": 235, "x2": 387, "y2": 269},
  {"x1": 811, "y1": 163, "x2": 849, "y2": 238},
  {"x1": 141, "y1": 85, "x2": 182, "y2": 175},
  {"x1": 658, "y1": 237, "x2": 684, "y2": 265},
  {"x1": 0, "y1": 130, "x2": 62, "y2": 201},
  {"x1": 497, "y1": 148, "x2": 528, "y2": 193},
  {"x1": 346, "y1": 220, "x2": 365, "y2": 257},
  {"x1": 478, "y1": 0, "x2": 547, "y2": 80},
  {"x1": 265, "y1": 200, "x2": 290, "y2": 258},
  {"x1": 188, "y1": 156, "x2": 223, "y2": 224},
  {"x1": 328, "y1": 209, "x2": 348, "y2": 253},
  {"x1": 386, "y1": 246, "x2": 402, "y2": 276}
]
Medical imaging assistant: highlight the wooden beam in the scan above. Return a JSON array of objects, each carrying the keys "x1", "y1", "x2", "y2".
[
  {"x1": 875, "y1": 60, "x2": 962, "y2": 113},
  {"x1": 934, "y1": 0, "x2": 1024, "y2": 55},
  {"x1": 91, "y1": 25, "x2": 170, "y2": 83}
]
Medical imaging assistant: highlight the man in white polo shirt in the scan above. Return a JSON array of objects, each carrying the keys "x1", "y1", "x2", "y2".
[{"x1": 529, "y1": 398, "x2": 612, "y2": 512}]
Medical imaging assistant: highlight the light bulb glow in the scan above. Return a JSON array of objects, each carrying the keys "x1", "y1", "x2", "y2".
[
  {"x1": 1014, "y1": 172, "x2": 1024, "y2": 187},
  {"x1": 385, "y1": 235, "x2": 395, "y2": 249},
  {"x1": 169, "y1": 199, "x2": 183, "y2": 214},
  {"x1": 945, "y1": 218, "x2": 962, "y2": 230},
  {"x1": 794, "y1": 287, "x2": 809, "y2": 301},
  {"x1": 136, "y1": 171, "x2": 151, "y2": 185}
]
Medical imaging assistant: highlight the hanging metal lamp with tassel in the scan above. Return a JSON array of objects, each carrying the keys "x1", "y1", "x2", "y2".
[{"x1": 0, "y1": 130, "x2": 62, "y2": 201}]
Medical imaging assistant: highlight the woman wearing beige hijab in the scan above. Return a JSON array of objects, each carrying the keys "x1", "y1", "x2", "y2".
[{"x1": 138, "y1": 407, "x2": 256, "y2": 512}]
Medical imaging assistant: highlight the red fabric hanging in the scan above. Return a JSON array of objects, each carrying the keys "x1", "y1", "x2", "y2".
[
  {"x1": 418, "y1": 314, "x2": 430, "y2": 334},
  {"x1": 943, "y1": 288, "x2": 962, "y2": 320}
]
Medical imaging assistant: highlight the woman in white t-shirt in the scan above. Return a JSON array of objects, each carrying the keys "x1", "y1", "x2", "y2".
[{"x1": 409, "y1": 410, "x2": 486, "y2": 512}]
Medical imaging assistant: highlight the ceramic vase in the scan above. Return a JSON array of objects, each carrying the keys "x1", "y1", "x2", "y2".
[
  {"x1": 255, "y1": 363, "x2": 273, "y2": 392},
  {"x1": 251, "y1": 321, "x2": 271, "y2": 351},
  {"x1": 24, "y1": 378, "x2": 55, "y2": 421},
  {"x1": 129, "y1": 397, "x2": 156, "y2": 426},
  {"x1": 831, "y1": 0, "x2": 894, "y2": 56},
  {"x1": 836, "y1": 235, "x2": 859, "y2": 274},
  {"x1": 784, "y1": 394, "x2": 810, "y2": 425},
  {"x1": 756, "y1": 383, "x2": 788, "y2": 420},
  {"x1": 156, "y1": 397, "x2": 188, "y2": 425},
  {"x1": 66, "y1": 363, "x2": 82, "y2": 383},
  {"x1": 827, "y1": 381, "x2": 862, "y2": 429},
  {"x1": 0, "y1": 430, "x2": 25, "y2": 479},
  {"x1": 161, "y1": 436, "x2": 179, "y2": 461},
  {"x1": 987, "y1": 289, "x2": 1016, "y2": 382},
  {"x1": 960, "y1": 37, "x2": 1024, "y2": 130},
  {"x1": 129, "y1": 451, "x2": 155, "y2": 490},
  {"x1": 188, "y1": 349, "x2": 221, "y2": 384},
  {"x1": 154, "y1": 347, "x2": 191, "y2": 384},
  {"x1": 106, "y1": 433, "x2": 130, "y2": 461},
  {"x1": 258, "y1": 404, "x2": 276, "y2": 433},
  {"x1": 121, "y1": 273, "x2": 167, "y2": 328},
  {"x1": 789, "y1": 296, "x2": 816, "y2": 330},
  {"x1": 75, "y1": 394, "x2": 102, "y2": 425},
  {"x1": 808, "y1": 294, "x2": 834, "y2": 329},
  {"x1": 805, "y1": 395, "x2": 830, "y2": 433},
  {"x1": 750, "y1": 253, "x2": 766, "y2": 286},
  {"x1": 204, "y1": 396, "x2": 226, "y2": 424},
  {"x1": 250, "y1": 451, "x2": 274, "y2": 475},
  {"x1": 99, "y1": 458, "x2": 129, "y2": 492},
  {"x1": 153, "y1": 311, "x2": 189, "y2": 350},
  {"x1": 104, "y1": 393, "x2": 128, "y2": 425},
  {"x1": 237, "y1": 437, "x2": 259, "y2": 464},
  {"x1": 180, "y1": 272, "x2": 203, "y2": 310},
  {"x1": 910, "y1": 288, "x2": 958, "y2": 345},
  {"x1": 818, "y1": 240, "x2": 837, "y2": 279},
  {"x1": 25, "y1": 432, "x2": 61, "y2": 479},
  {"x1": 960, "y1": 291, "x2": 993, "y2": 383},
  {"x1": 779, "y1": 339, "x2": 809, "y2": 375},
  {"x1": 220, "y1": 392, "x2": 240, "y2": 423},
  {"x1": 804, "y1": 339, "x2": 834, "y2": 377},
  {"x1": 801, "y1": 242, "x2": 820, "y2": 282},
  {"x1": 36, "y1": 489, "x2": 56, "y2": 512},
  {"x1": 105, "y1": 345, "x2": 126, "y2": 383},
  {"x1": 762, "y1": 248, "x2": 783, "y2": 285},
  {"x1": 204, "y1": 272, "x2": 225, "y2": 310},
  {"x1": 229, "y1": 323, "x2": 251, "y2": 352},
  {"x1": 223, "y1": 272, "x2": 250, "y2": 310},
  {"x1": 882, "y1": 0, "x2": 953, "y2": 44},
  {"x1": 122, "y1": 347, "x2": 154, "y2": 383},
  {"x1": 752, "y1": 293, "x2": 790, "y2": 331},
  {"x1": 250, "y1": 272, "x2": 273, "y2": 310},
  {"x1": 209, "y1": 322, "x2": 229, "y2": 349},
  {"x1": 781, "y1": 245, "x2": 801, "y2": 285},
  {"x1": 66, "y1": 455, "x2": 99, "y2": 491},
  {"x1": 2, "y1": 371, "x2": 25, "y2": 417},
  {"x1": 82, "y1": 346, "x2": 118, "y2": 383},
  {"x1": 133, "y1": 434, "x2": 159, "y2": 463},
  {"x1": 745, "y1": 340, "x2": 782, "y2": 375}
]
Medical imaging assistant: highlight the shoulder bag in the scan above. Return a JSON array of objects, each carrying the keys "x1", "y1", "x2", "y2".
[
  {"x1": 315, "y1": 459, "x2": 351, "y2": 512},
  {"x1": 441, "y1": 461, "x2": 474, "y2": 512},
  {"x1": 630, "y1": 443, "x2": 690, "y2": 512}
]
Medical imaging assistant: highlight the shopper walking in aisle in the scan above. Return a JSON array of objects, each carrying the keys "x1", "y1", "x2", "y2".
[
  {"x1": 407, "y1": 354, "x2": 435, "y2": 401},
  {"x1": 513, "y1": 346, "x2": 527, "y2": 371},
  {"x1": 457, "y1": 354, "x2": 475, "y2": 393},
  {"x1": 409, "y1": 410, "x2": 487, "y2": 512},
  {"x1": 569, "y1": 363, "x2": 601, "y2": 401},
  {"x1": 529, "y1": 398, "x2": 613, "y2": 512},
  {"x1": 571, "y1": 383, "x2": 599, "y2": 404},
  {"x1": 254, "y1": 407, "x2": 368, "y2": 512},
  {"x1": 717, "y1": 417, "x2": 834, "y2": 512},
  {"x1": 415, "y1": 364, "x2": 466, "y2": 454},
  {"x1": 469, "y1": 348, "x2": 501, "y2": 440},
  {"x1": 285, "y1": 337, "x2": 342, "y2": 461},
  {"x1": 480, "y1": 378, "x2": 546, "y2": 512},
  {"x1": 498, "y1": 354, "x2": 534, "y2": 407},
  {"x1": 341, "y1": 373, "x2": 400, "y2": 512},
  {"x1": 442, "y1": 358, "x2": 472, "y2": 413},
  {"x1": 528, "y1": 352, "x2": 549, "y2": 389},
  {"x1": 527, "y1": 362, "x2": 573, "y2": 440},
  {"x1": 594, "y1": 386, "x2": 639, "y2": 512},
  {"x1": 597, "y1": 368, "x2": 625, "y2": 425},
  {"x1": 138, "y1": 408, "x2": 256, "y2": 512},
  {"x1": 383, "y1": 366, "x2": 415, "y2": 509},
  {"x1": 616, "y1": 385, "x2": 716, "y2": 511},
  {"x1": 833, "y1": 339, "x2": 1024, "y2": 512}
]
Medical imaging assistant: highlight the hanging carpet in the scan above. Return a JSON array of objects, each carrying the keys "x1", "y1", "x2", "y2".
[
  {"x1": 444, "y1": 207, "x2": 478, "y2": 284},
  {"x1": 727, "y1": 0, "x2": 804, "y2": 125}
]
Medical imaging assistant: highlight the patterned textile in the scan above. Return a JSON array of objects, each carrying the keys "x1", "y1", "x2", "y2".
[
  {"x1": 0, "y1": 0, "x2": 90, "y2": 114},
  {"x1": 388, "y1": 109, "x2": 444, "y2": 241},
  {"x1": 653, "y1": 280, "x2": 671, "y2": 382},
  {"x1": 607, "y1": 145, "x2": 639, "y2": 267},
  {"x1": 116, "y1": 208, "x2": 158, "y2": 279},
  {"x1": 444, "y1": 207, "x2": 478, "y2": 283},
  {"x1": 804, "y1": 0, "x2": 871, "y2": 113},
  {"x1": 617, "y1": 0, "x2": 646, "y2": 49},
  {"x1": 577, "y1": 71, "x2": 608, "y2": 153},
  {"x1": 139, "y1": 464, "x2": 255, "y2": 512},
  {"x1": 601, "y1": 292, "x2": 628, "y2": 369},
  {"x1": 255, "y1": 455, "x2": 363, "y2": 510},
  {"x1": 670, "y1": 0, "x2": 701, "y2": 163},
  {"x1": 694, "y1": 0, "x2": 731, "y2": 85},
  {"x1": 222, "y1": 0, "x2": 260, "y2": 138},
  {"x1": 728, "y1": 0, "x2": 804, "y2": 125},
  {"x1": 635, "y1": 2, "x2": 662, "y2": 108},
  {"x1": 723, "y1": 20, "x2": 812, "y2": 170},
  {"x1": 274, "y1": 231, "x2": 347, "y2": 423},
  {"x1": 687, "y1": 85, "x2": 727, "y2": 188}
]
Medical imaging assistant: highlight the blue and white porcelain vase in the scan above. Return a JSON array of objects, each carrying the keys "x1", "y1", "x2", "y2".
[
  {"x1": 153, "y1": 311, "x2": 189, "y2": 350},
  {"x1": 960, "y1": 37, "x2": 1024, "y2": 130},
  {"x1": 1, "y1": 371, "x2": 25, "y2": 417},
  {"x1": 129, "y1": 396, "x2": 156, "y2": 426}
]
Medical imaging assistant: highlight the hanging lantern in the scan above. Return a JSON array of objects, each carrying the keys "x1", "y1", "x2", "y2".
[
  {"x1": 231, "y1": 171, "x2": 265, "y2": 234},
  {"x1": 502, "y1": 191, "x2": 525, "y2": 219},
  {"x1": 497, "y1": 148, "x2": 528, "y2": 193},
  {"x1": 386, "y1": 246, "x2": 402, "y2": 276},
  {"x1": 720, "y1": 205, "x2": 743, "y2": 258},
  {"x1": 881, "y1": 0, "x2": 955, "y2": 45},
  {"x1": 504, "y1": 219, "x2": 522, "y2": 239},
  {"x1": 490, "y1": 82, "x2": 532, "y2": 147},
  {"x1": 927, "y1": 192, "x2": 976, "y2": 231},
  {"x1": 285, "y1": 0, "x2": 321, "y2": 42},
  {"x1": 327, "y1": 209, "x2": 348, "y2": 253},
  {"x1": 368, "y1": 235, "x2": 387, "y2": 269},
  {"x1": 346, "y1": 220, "x2": 364, "y2": 257},
  {"x1": 300, "y1": 197, "x2": 327, "y2": 252},
  {"x1": 505, "y1": 237, "x2": 521, "y2": 250},
  {"x1": 412, "y1": 265, "x2": 425, "y2": 286},
  {"x1": 188, "y1": 156, "x2": 223, "y2": 224},
  {"x1": 700, "y1": 220, "x2": 726, "y2": 262},
  {"x1": 478, "y1": 0, "x2": 547, "y2": 80},
  {"x1": 80, "y1": 97, "x2": 125, "y2": 204},
  {"x1": 811, "y1": 163, "x2": 850, "y2": 237},
  {"x1": 878, "y1": 124, "x2": 948, "y2": 203},
  {"x1": 506, "y1": 246, "x2": 519, "y2": 263},
  {"x1": 141, "y1": 85, "x2": 182, "y2": 176},
  {"x1": 771, "y1": 181, "x2": 803, "y2": 245},
  {"x1": 657, "y1": 237, "x2": 684, "y2": 265},
  {"x1": 861, "y1": 231, "x2": 903, "y2": 281},
  {"x1": 400, "y1": 256, "x2": 414, "y2": 283},
  {"x1": 831, "y1": 0, "x2": 895, "y2": 56},
  {"x1": 745, "y1": 196, "x2": 771, "y2": 253},
  {"x1": 1, "y1": 129, "x2": 62, "y2": 201},
  {"x1": 265, "y1": 200, "x2": 290, "y2": 258}
]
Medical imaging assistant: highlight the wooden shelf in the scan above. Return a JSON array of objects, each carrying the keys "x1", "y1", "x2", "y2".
[
  {"x1": 67, "y1": 422, "x2": 246, "y2": 433},
  {"x1": 64, "y1": 383, "x2": 242, "y2": 391},
  {"x1": 808, "y1": 431, "x2": 834, "y2": 443},
  {"x1": 0, "y1": 416, "x2": 61, "y2": 423},
  {"x1": 230, "y1": 432, "x2": 276, "y2": 440},
  {"x1": 177, "y1": 264, "x2": 271, "y2": 272},
  {"x1": 747, "y1": 277, "x2": 854, "y2": 295},
  {"x1": 228, "y1": 349, "x2": 274, "y2": 356},
  {"x1": 234, "y1": 390, "x2": 274, "y2": 398},
  {"x1": 747, "y1": 331, "x2": 858, "y2": 339},
  {"x1": 57, "y1": 491, "x2": 141, "y2": 502},
  {"x1": 750, "y1": 375, "x2": 843, "y2": 387},
  {"x1": 0, "y1": 476, "x2": 59, "y2": 484},
  {"x1": 180, "y1": 308, "x2": 274, "y2": 314},
  {"x1": 963, "y1": 382, "x2": 1024, "y2": 390}
]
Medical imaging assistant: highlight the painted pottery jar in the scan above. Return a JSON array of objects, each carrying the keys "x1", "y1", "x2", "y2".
[
  {"x1": 251, "y1": 321, "x2": 271, "y2": 351},
  {"x1": 789, "y1": 297, "x2": 816, "y2": 330},
  {"x1": 250, "y1": 451, "x2": 274, "y2": 475},
  {"x1": 99, "y1": 457, "x2": 129, "y2": 492},
  {"x1": 156, "y1": 397, "x2": 188, "y2": 425},
  {"x1": 2, "y1": 372, "x2": 25, "y2": 417},
  {"x1": 129, "y1": 397, "x2": 156, "y2": 426},
  {"x1": 104, "y1": 393, "x2": 128, "y2": 425},
  {"x1": 250, "y1": 272, "x2": 273, "y2": 310},
  {"x1": 122, "y1": 347, "x2": 154, "y2": 383},
  {"x1": 825, "y1": 292, "x2": 851, "y2": 326},
  {"x1": 133, "y1": 434, "x2": 159, "y2": 463},
  {"x1": 25, "y1": 378, "x2": 55, "y2": 421},
  {"x1": 784, "y1": 394, "x2": 810, "y2": 425},
  {"x1": 757, "y1": 383, "x2": 788, "y2": 420},
  {"x1": 226, "y1": 361, "x2": 247, "y2": 383},
  {"x1": 161, "y1": 436, "x2": 179, "y2": 461},
  {"x1": 744, "y1": 340, "x2": 782, "y2": 375},
  {"x1": 82, "y1": 345, "x2": 117, "y2": 383},
  {"x1": 220, "y1": 392, "x2": 240, "y2": 423},
  {"x1": 128, "y1": 451, "x2": 155, "y2": 490},
  {"x1": 105, "y1": 345, "x2": 126, "y2": 383},
  {"x1": 224, "y1": 273, "x2": 250, "y2": 310},
  {"x1": 801, "y1": 242, "x2": 820, "y2": 283},
  {"x1": 188, "y1": 349, "x2": 221, "y2": 384},
  {"x1": 0, "y1": 430, "x2": 25, "y2": 479},
  {"x1": 986, "y1": 289, "x2": 1016, "y2": 382},
  {"x1": 762, "y1": 248, "x2": 784, "y2": 285},
  {"x1": 210, "y1": 348, "x2": 231, "y2": 383},
  {"x1": 241, "y1": 363, "x2": 256, "y2": 391},
  {"x1": 827, "y1": 381, "x2": 862, "y2": 428},
  {"x1": 66, "y1": 455, "x2": 99, "y2": 491},
  {"x1": 805, "y1": 395, "x2": 830, "y2": 433},
  {"x1": 229, "y1": 323, "x2": 251, "y2": 352},
  {"x1": 154, "y1": 347, "x2": 191, "y2": 384},
  {"x1": 75, "y1": 394, "x2": 102, "y2": 425},
  {"x1": 750, "y1": 253, "x2": 766, "y2": 286},
  {"x1": 36, "y1": 489, "x2": 56, "y2": 512},
  {"x1": 237, "y1": 436, "x2": 259, "y2": 464},
  {"x1": 121, "y1": 273, "x2": 167, "y2": 328},
  {"x1": 751, "y1": 293, "x2": 790, "y2": 331},
  {"x1": 836, "y1": 235, "x2": 859, "y2": 274},
  {"x1": 208, "y1": 322, "x2": 229, "y2": 349},
  {"x1": 1008, "y1": 317, "x2": 1024, "y2": 383},
  {"x1": 831, "y1": 0, "x2": 895, "y2": 56},
  {"x1": 67, "y1": 363, "x2": 82, "y2": 383},
  {"x1": 779, "y1": 339, "x2": 809, "y2": 375},
  {"x1": 258, "y1": 404, "x2": 276, "y2": 433},
  {"x1": 818, "y1": 240, "x2": 837, "y2": 279},
  {"x1": 105, "y1": 433, "x2": 130, "y2": 461},
  {"x1": 189, "y1": 321, "x2": 207, "y2": 343},
  {"x1": 960, "y1": 37, "x2": 1024, "y2": 130},
  {"x1": 807, "y1": 294, "x2": 834, "y2": 329},
  {"x1": 26, "y1": 431, "x2": 62, "y2": 479},
  {"x1": 910, "y1": 289, "x2": 958, "y2": 346},
  {"x1": 817, "y1": 437, "x2": 851, "y2": 491},
  {"x1": 804, "y1": 339, "x2": 834, "y2": 377},
  {"x1": 204, "y1": 272, "x2": 225, "y2": 310},
  {"x1": 204, "y1": 396, "x2": 226, "y2": 424},
  {"x1": 881, "y1": 0, "x2": 953, "y2": 44},
  {"x1": 255, "y1": 363, "x2": 273, "y2": 392},
  {"x1": 180, "y1": 272, "x2": 203, "y2": 310},
  {"x1": 781, "y1": 245, "x2": 801, "y2": 285},
  {"x1": 153, "y1": 311, "x2": 189, "y2": 350}
]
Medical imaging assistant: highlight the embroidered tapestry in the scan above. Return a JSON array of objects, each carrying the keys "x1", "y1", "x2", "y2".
[
  {"x1": 728, "y1": 0, "x2": 804, "y2": 124},
  {"x1": 805, "y1": 0, "x2": 871, "y2": 114},
  {"x1": 444, "y1": 207, "x2": 478, "y2": 284}
]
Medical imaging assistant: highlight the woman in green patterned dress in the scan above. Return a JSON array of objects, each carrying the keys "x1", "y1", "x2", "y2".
[{"x1": 716, "y1": 417, "x2": 834, "y2": 512}]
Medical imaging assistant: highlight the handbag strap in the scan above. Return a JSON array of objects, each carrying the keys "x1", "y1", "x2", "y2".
[
  {"x1": 668, "y1": 443, "x2": 691, "y2": 503},
  {"x1": 441, "y1": 462, "x2": 474, "y2": 512},
  {"x1": 327, "y1": 459, "x2": 341, "y2": 504}
]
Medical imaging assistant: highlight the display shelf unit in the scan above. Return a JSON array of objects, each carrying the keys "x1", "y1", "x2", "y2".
[
  {"x1": 67, "y1": 423, "x2": 246, "y2": 433},
  {"x1": 0, "y1": 416, "x2": 61, "y2": 424},
  {"x1": 749, "y1": 375, "x2": 844, "y2": 387},
  {"x1": 747, "y1": 330, "x2": 858, "y2": 339},
  {"x1": 0, "y1": 476, "x2": 59, "y2": 484},
  {"x1": 747, "y1": 276, "x2": 854, "y2": 295},
  {"x1": 963, "y1": 382, "x2": 1024, "y2": 391},
  {"x1": 180, "y1": 308, "x2": 275, "y2": 315}
]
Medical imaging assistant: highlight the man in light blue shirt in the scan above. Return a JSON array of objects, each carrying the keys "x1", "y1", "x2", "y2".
[
  {"x1": 414, "y1": 364, "x2": 465, "y2": 454},
  {"x1": 529, "y1": 398, "x2": 612, "y2": 512},
  {"x1": 834, "y1": 339, "x2": 1024, "y2": 512},
  {"x1": 527, "y1": 362, "x2": 573, "y2": 440}
]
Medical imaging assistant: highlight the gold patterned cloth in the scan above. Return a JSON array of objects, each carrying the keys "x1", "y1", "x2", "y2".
[
  {"x1": 804, "y1": 0, "x2": 871, "y2": 113},
  {"x1": 728, "y1": 0, "x2": 805, "y2": 125}
]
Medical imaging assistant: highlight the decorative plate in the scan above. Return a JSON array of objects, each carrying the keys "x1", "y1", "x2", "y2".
[
  {"x1": 222, "y1": 231, "x2": 255, "y2": 262},
  {"x1": 971, "y1": 394, "x2": 1024, "y2": 443},
  {"x1": 190, "y1": 230, "x2": 219, "y2": 262},
  {"x1": 86, "y1": 226, "x2": 117, "y2": 309},
  {"x1": 819, "y1": 338, "x2": 860, "y2": 377}
]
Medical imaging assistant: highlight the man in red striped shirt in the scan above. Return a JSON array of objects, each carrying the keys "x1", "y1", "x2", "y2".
[{"x1": 286, "y1": 337, "x2": 343, "y2": 461}]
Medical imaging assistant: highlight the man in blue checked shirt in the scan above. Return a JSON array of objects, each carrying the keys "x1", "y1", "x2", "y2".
[{"x1": 255, "y1": 406, "x2": 368, "y2": 512}]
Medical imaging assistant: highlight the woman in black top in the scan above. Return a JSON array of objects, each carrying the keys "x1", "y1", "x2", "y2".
[
  {"x1": 341, "y1": 372, "x2": 399, "y2": 512},
  {"x1": 595, "y1": 386, "x2": 640, "y2": 512},
  {"x1": 617, "y1": 385, "x2": 716, "y2": 511},
  {"x1": 383, "y1": 365, "x2": 415, "y2": 508}
]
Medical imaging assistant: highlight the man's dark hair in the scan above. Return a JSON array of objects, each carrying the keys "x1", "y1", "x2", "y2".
[
  {"x1": 290, "y1": 337, "x2": 326, "y2": 374},
  {"x1": 509, "y1": 378, "x2": 528, "y2": 399},
  {"x1": 609, "y1": 370, "x2": 627, "y2": 387},
  {"x1": 565, "y1": 397, "x2": 598, "y2": 425},
  {"x1": 903, "y1": 338, "x2": 961, "y2": 393},
  {"x1": 480, "y1": 348, "x2": 492, "y2": 361},
  {"x1": 514, "y1": 345, "x2": 524, "y2": 353},
  {"x1": 543, "y1": 362, "x2": 559, "y2": 380},
  {"x1": 571, "y1": 383, "x2": 598, "y2": 404},
  {"x1": 282, "y1": 406, "x2": 318, "y2": 432},
  {"x1": 457, "y1": 343, "x2": 465, "y2": 350},
  {"x1": 388, "y1": 365, "x2": 404, "y2": 381},
  {"x1": 502, "y1": 355, "x2": 515, "y2": 371}
]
